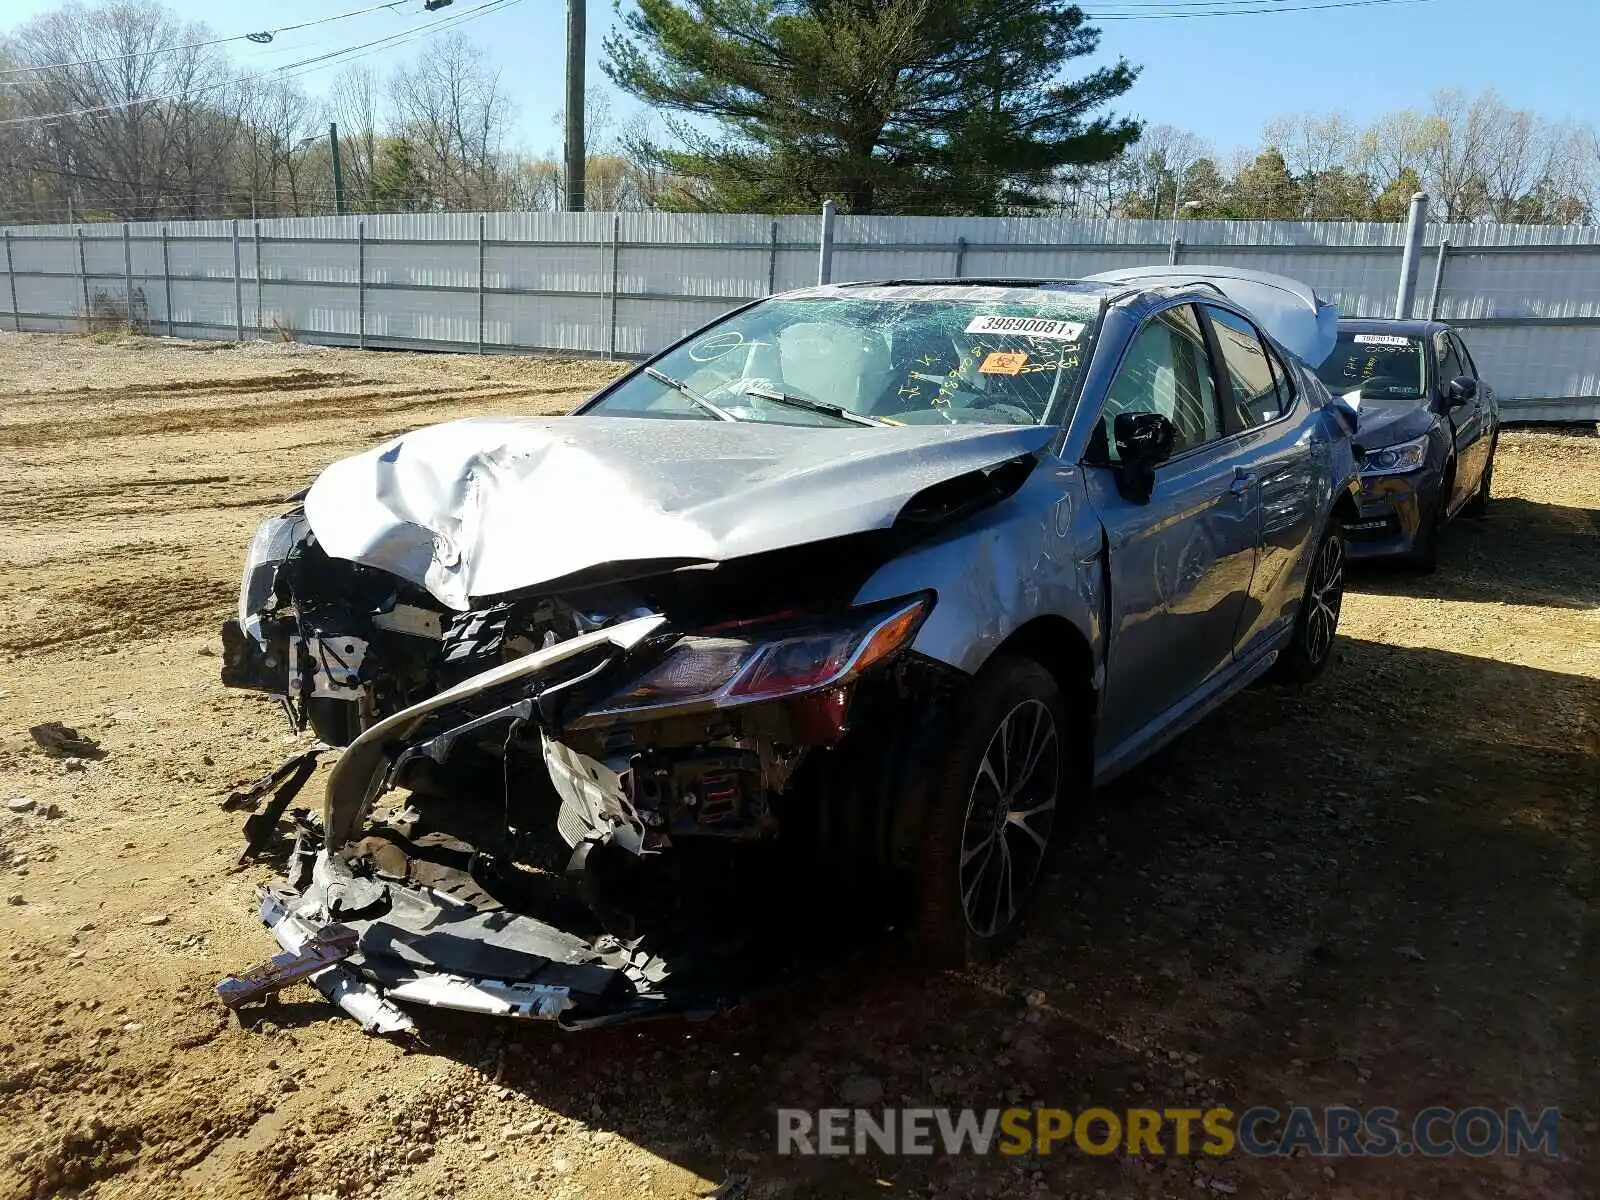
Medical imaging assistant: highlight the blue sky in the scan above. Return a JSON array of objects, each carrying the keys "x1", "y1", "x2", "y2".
[{"x1": 4, "y1": 0, "x2": 1599, "y2": 158}]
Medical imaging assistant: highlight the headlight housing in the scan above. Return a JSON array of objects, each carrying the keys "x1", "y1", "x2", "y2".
[
  {"x1": 1361, "y1": 433, "x2": 1430, "y2": 476},
  {"x1": 579, "y1": 595, "x2": 932, "y2": 722},
  {"x1": 238, "y1": 512, "x2": 309, "y2": 631}
]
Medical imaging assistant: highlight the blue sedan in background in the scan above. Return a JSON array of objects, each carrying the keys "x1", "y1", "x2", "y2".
[{"x1": 1314, "y1": 318, "x2": 1499, "y2": 571}]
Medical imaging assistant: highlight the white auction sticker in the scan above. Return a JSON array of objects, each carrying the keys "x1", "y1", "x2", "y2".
[
  {"x1": 1352, "y1": 333, "x2": 1413, "y2": 347},
  {"x1": 965, "y1": 314, "x2": 1085, "y2": 341}
]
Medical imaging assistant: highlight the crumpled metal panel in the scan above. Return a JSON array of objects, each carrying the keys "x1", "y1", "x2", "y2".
[
  {"x1": 304, "y1": 415, "x2": 1056, "y2": 610},
  {"x1": 1086, "y1": 266, "x2": 1340, "y2": 367}
]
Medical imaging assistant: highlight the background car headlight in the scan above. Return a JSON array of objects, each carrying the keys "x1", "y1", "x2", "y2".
[
  {"x1": 239, "y1": 512, "x2": 309, "y2": 629},
  {"x1": 585, "y1": 595, "x2": 931, "y2": 719},
  {"x1": 1361, "y1": 433, "x2": 1430, "y2": 476}
]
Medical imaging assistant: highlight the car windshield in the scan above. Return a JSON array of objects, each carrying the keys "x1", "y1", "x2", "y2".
[
  {"x1": 1315, "y1": 332, "x2": 1427, "y2": 400},
  {"x1": 587, "y1": 289, "x2": 1100, "y2": 427}
]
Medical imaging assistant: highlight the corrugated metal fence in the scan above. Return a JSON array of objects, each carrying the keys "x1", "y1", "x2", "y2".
[{"x1": 4, "y1": 209, "x2": 1599, "y2": 422}]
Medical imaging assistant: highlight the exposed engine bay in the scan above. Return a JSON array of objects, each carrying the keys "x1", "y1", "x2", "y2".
[{"x1": 217, "y1": 505, "x2": 959, "y2": 1032}]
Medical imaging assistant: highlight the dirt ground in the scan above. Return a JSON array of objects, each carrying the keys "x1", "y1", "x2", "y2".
[{"x1": 0, "y1": 331, "x2": 1594, "y2": 1200}]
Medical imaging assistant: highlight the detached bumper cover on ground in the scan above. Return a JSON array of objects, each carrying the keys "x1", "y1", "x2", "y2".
[{"x1": 219, "y1": 856, "x2": 670, "y2": 1033}]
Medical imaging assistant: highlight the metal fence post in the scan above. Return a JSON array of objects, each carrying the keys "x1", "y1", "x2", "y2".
[
  {"x1": 121, "y1": 222, "x2": 133, "y2": 325},
  {"x1": 476, "y1": 214, "x2": 486, "y2": 355},
  {"x1": 76, "y1": 227, "x2": 89, "y2": 324},
  {"x1": 1427, "y1": 239, "x2": 1450, "y2": 320},
  {"x1": 161, "y1": 226, "x2": 173, "y2": 336},
  {"x1": 953, "y1": 236, "x2": 968, "y2": 278},
  {"x1": 232, "y1": 219, "x2": 243, "y2": 341},
  {"x1": 4, "y1": 231, "x2": 19, "y2": 332},
  {"x1": 767, "y1": 220, "x2": 779, "y2": 295},
  {"x1": 254, "y1": 221, "x2": 263, "y2": 340},
  {"x1": 357, "y1": 220, "x2": 366, "y2": 350},
  {"x1": 1393, "y1": 192, "x2": 1429, "y2": 319},
  {"x1": 608, "y1": 212, "x2": 621, "y2": 361},
  {"x1": 817, "y1": 200, "x2": 836, "y2": 285}
]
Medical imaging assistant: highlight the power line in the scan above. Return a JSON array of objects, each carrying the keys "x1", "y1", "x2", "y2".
[
  {"x1": 0, "y1": 0, "x2": 524, "y2": 127},
  {"x1": 0, "y1": 0, "x2": 412, "y2": 80},
  {"x1": 1085, "y1": 0, "x2": 1435, "y2": 16},
  {"x1": 1086, "y1": 0, "x2": 1413, "y2": 7},
  {"x1": 269, "y1": 0, "x2": 523, "y2": 85}
]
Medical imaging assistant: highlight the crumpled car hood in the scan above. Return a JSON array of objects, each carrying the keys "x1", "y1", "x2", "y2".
[
  {"x1": 305, "y1": 415, "x2": 1055, "y2": 609},
  {"x1": 1349, "y1": 398, "x2": 1436, "y2": 449}
]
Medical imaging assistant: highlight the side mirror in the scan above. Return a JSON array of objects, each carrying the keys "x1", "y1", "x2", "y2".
[
  {"x1": 1445, "y1": 376, "x2": 1477, "y2": 408},
  {"x1": 1112, "y1": 411, "x2": 1176, "y2": 504},
  {"x1": 1114, "y1": 411, "x2": 1177, "y2": 465}
]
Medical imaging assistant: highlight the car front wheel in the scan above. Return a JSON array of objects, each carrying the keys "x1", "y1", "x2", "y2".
[
  {"x1": 1273, "y1": 525, "x2": 1345, "y2": 684},
  {"x1": 1465, "y1": 435, "x2": 1496, "y2": 518},
  {"x1": 914, "y1": 655, "x2": 1072, "y2": 966}
]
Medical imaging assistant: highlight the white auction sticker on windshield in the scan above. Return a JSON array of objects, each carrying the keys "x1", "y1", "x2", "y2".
[
  {"x1": 1352, "y1": 333, "x2": 1412, "y2": 347},
  {"x1": 965, "y1": 315, "x2": 1085, "y2": 340}
]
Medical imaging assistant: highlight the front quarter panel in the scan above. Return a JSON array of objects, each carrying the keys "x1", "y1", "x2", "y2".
[{"x1": 851, "y1": 460, "x2": 1104, "y2": 683}]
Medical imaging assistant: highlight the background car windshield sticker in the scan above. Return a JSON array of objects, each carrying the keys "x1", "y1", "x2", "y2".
[{"x1": 1340, "y1": 342, "x2": 1416, "y2": 394}]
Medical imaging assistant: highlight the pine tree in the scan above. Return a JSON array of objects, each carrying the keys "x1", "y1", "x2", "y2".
[
  {"x1": 370, "y1": 137, "x2": 424, "y2": 212},
  {"x1": 604, "y1": 0, "x2": 1140, "y2": 215}
]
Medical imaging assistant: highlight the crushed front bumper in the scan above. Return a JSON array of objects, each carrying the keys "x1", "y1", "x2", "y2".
[{"x1": 1344, "y1": 468, "x2": 1439, "y2": 560}]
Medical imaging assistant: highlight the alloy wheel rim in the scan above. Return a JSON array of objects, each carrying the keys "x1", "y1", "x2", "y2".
[
  {"x1": 958, "y1": 699, "x2": 1060, "y2": 938},
  {"x1": 1305, "y1": 536, "x2": 1345, "y2": 665}
]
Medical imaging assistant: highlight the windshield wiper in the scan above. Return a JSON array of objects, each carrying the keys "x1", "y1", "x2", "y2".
[
  {"x1": 739, "y1": 384, "x2": 886, "y2": 427},
  {"x1": 643, "y1": 367, "x2": 739, "y2": 422}
]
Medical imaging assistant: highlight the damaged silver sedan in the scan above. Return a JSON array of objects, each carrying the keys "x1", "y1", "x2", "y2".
[{"x1": 217, "y1": 268, "x2": 1361, "y2": 1033}]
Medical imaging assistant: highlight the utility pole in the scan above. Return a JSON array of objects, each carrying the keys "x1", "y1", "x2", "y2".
[
  {"x1": 329, "y1": 121, "x2": 346, "y2": 216},
  {"x1": 564, "y1": 0, "x2": 585, "y2": 211}
]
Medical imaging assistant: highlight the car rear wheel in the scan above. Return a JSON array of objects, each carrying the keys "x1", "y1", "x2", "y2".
[
  {"x1": 914, "y1": 655, "x2": 1073, "y2": 967},
  {"x1": 1273, "y1": 525, "x2": 1345, "y2": 684},
  {"x1": 1465, "y1": 436, "x2": 1496, "y2": 518}
]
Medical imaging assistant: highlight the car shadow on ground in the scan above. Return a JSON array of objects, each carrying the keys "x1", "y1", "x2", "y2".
[
  {"x1": 380, "y1": 634, "x2": 1595, "y2": 1199},
  {"x1": 1352, "y1": 497, "x2": 1600, "y2": 609}
]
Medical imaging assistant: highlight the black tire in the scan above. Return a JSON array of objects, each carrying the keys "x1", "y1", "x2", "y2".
[
  {"x1": 1405, "y1": 461, "x2": 1453, "y2": 574},
  {"x1": 1464, "y1": 436, "x2": 1495, "y2": 518},
  {"x1": 307, "y1": 697, "x2": 360, "y2": 746},
  {"x1": 1273, "y1": 524, "x2": 1345, "y2": 684},
  {"x1": 913, "y1": 655, "x2": 1076, "y2": 967}
]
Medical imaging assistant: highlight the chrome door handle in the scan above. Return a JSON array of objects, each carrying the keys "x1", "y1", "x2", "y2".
[{"x1": 1229, "y1": 473, "x2": 1258, "y2": 495}]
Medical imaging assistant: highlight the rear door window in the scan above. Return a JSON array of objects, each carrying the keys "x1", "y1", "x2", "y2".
[{"x1": 1205, "y1": 306, "x2": 1287, "y2": 430}]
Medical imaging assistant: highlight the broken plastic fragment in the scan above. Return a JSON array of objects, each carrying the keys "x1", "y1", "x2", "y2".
[{"x1": 216, "y1": 919, "x2": 359, "y2": 1009}]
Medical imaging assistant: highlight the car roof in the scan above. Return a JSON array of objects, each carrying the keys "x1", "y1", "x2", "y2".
[
  {"x1": 782, "y1": 280, "x2": 1120, "y2": 304},
  {"x1": 1338, "y1": 317, "x2": 1452, "y2": 338}
]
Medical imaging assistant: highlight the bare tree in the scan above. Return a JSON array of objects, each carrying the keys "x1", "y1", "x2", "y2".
[
  {"x1": 389, "y1": 33, "x2": 518, "y2": 209},
  {"x1": 237, "y1": 78, "x2": 326, "y2": 217},
  {"x1": 7, "y1": 0, "x2": 249, "y2": 219},
  {"x1": 330, "y1": 64, "x2": 383, "y2": 210},
  {"x1": 1416, "y1": 89, "x2": 1495, "y2": 221},
  {"x1": 1263, "y1": 111, "x2": 1367, "y2": 218},
  {"x1": 1354, "y1": 108, "x2": 1431, "y2": 196}
]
